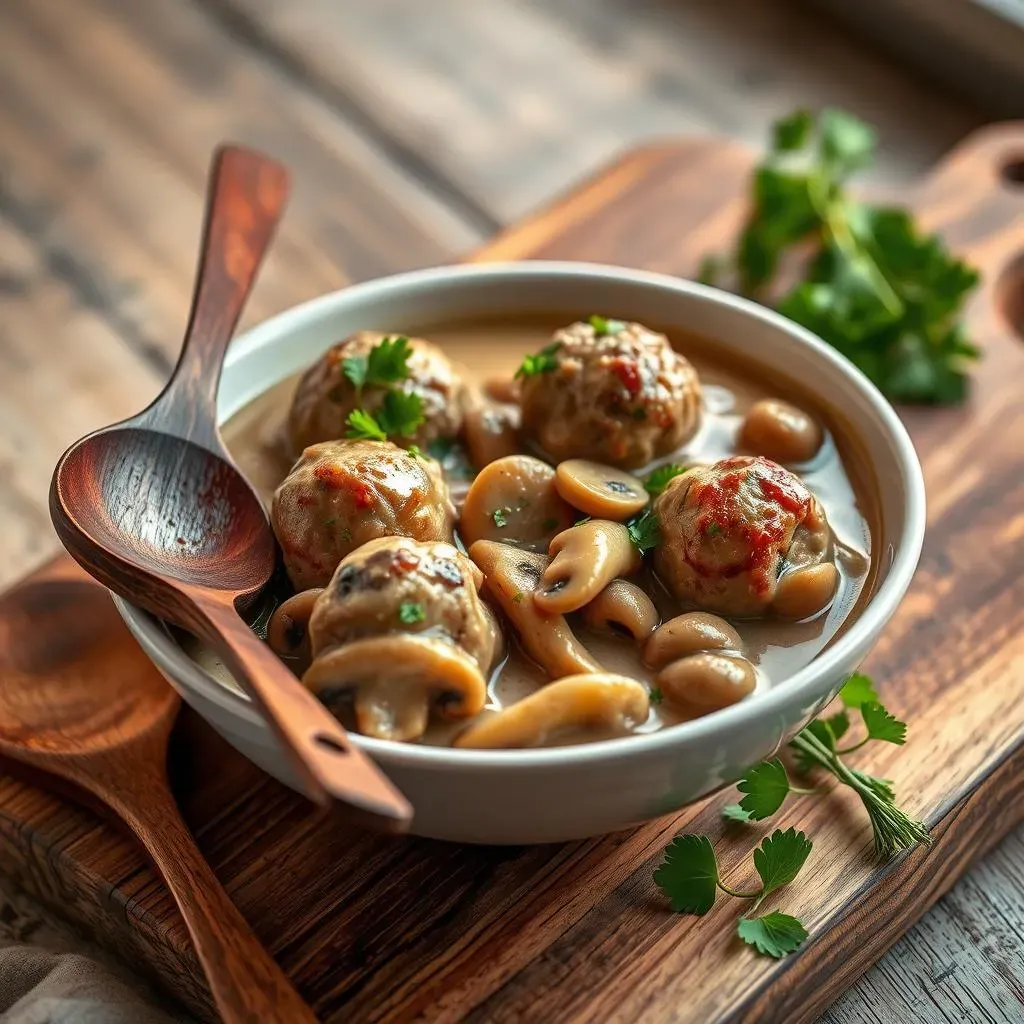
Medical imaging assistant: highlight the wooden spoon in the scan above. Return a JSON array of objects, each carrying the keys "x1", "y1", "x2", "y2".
[
  {"x1": 0, "y1": 558, "x2": 317, "y2": 1023},
  {"x1": 49, "y1": 144, "x2": 411, "y2": 831}
]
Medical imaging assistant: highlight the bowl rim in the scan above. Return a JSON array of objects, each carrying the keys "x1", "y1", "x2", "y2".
[{"x1": 117, "y1": 259, "x2": 926, "y2": 772}]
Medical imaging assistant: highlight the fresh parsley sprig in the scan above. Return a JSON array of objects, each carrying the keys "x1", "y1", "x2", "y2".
[
  {"x1": 626, "y1": 509, "x2": 660, "y2": 553},
  {"x1": 654, "y1": 828, "x2": 812, "y2": 958},
  {"x1": 722, "y1": 673, "x2": 929, "y2": 861},
  {"x1": 514, "y1": 342, "x2": 561, "y2": 379},
  {"x1": 701, "y1": 108, "x2": 981, "y2": 404},
  {"x1": 342, "y1": 336, "x2": 425, "y2": 444},
  {"x1": 644, "y1": 463, "x2": 688, "y2": 496}
]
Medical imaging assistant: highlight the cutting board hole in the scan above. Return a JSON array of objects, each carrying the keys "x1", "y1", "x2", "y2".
[
  {"x1": 315, "y1": 733, "x2": 349, "y2": 754},
  {"x1": 996, "y1": 254, "x2": 1024, "y2": 344},
  {"x1": 1001, "y1": 158, "x2": 1024, "y2": 187}
]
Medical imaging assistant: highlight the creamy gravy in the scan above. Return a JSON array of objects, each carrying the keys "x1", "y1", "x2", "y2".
[{"x1": 183, "y1": 316, "x2": 878, "y2": 746}]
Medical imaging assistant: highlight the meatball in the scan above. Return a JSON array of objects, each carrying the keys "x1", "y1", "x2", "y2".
[
  {"x1": 309, "y1": 537, "x2": 500, "y2": 675},
  {"x1": 519, "y1": 320, "x2": 701, "y2": 469},
  {"x1": 653, "y1": 455, "x2": 832, "y2": 617},
  {"x1": 287, "y1": 330, "x2": 466, "y2": 455},
  {"x1": 272, "y1": 439, "x2": 455, "y2": 590}
]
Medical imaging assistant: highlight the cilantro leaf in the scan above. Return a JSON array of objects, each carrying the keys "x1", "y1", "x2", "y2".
[
  {"x1": 861, "y1": 702, "x2": 907, "y2": 745},
  {"x1": 365, "y1": 335, "x2": 413, "y2": 387},
  {"x1": 399, "y1": 602, "x2": 426, "y2": 624},
  {"x1": 345, "y1": 408, "x2": 388, "y2": 442},
  {"x1": 626, "y1": 510, "x2": 660, "y2": 553},
  {"x1": 737, "y1": 912, "x2": 808, "y2": 958},
  {"x1": 820, "y1": 108, "x2": 876, "y2": 177},
  {"x1": 840, "y1": 672, "x2": 879, "y2": 708},
  {"x1": 752, "y1": 828, "x2": 812, "y2": 898},
  {"x1": 645, "y1": 463, "x2": 688, "y2": 496},
  {"x1": 515, "y1": 342, "x2": 560, "y2": 379},
  {"x1": 342, "y1": 354, "x2": 368, "y2": 390},
  {"x1": 376, "y1": 389, "x2": 424, "y2": 439},
  {"x1": 654, "y1": 834, "x2": 719, "y2": 915},
  {"x1": 588, "y1": 314, "x2": 626, "y2": 336},
  {"x1": 736, "y1": 759, "x2": 791, "y2": 821},
  {"x1": 722, "y1": 803, "x2": 753, "y2": 823}
]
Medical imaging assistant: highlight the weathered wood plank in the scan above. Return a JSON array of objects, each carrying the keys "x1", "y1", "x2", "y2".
[{"x1": 215, "y1": 0, "x2": 987, "y2": 223}]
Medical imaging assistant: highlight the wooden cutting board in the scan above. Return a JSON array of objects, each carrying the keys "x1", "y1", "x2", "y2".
[{"x1": 2, "y1": 126, "x2": 1024, "y2": 1024}]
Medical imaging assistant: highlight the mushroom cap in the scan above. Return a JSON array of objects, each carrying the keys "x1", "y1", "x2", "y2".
[
  {"x1": 286, "y1": 330, "x2": 467, "y2": 456},
  {"x1": 271, "y1": 439, "x2": 455, "y2": 590},
  {"x1": 309, "y1": 536, "x2": 499, "y2": 674},
  {"x1": 653, "y1": 455, "x2": 832, "y2": 617},
  {"x1": 303, "y1": 634, "x2": 488, "y2": 741},
  {"x1": 519, "y1": 320, "x2": 701, "y2": 468}
]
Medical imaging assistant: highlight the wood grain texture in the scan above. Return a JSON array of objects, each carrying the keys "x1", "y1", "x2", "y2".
[
  {"x1": 218, "y1": 0, "x2": 987, "y2": 222},
  {"x1": 1, "y1": 125, "x2": 1023, "y2": 1022},
  {"x1": 0, "y1": 558, "x2": 318, "y2": 1024}
]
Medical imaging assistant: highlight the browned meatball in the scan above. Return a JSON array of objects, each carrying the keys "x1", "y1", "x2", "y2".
[
  {"x1": 519, "y1": 320, "x2": 701, "y2": 469},
  {"x1": 309, "y1": 537, "x2": 500, "y2": 674},
  {"x1": 272, "y1": 439, "x2": 455, "y2": 590},
  {"x1": 653, "y1": 455, "x2": 832, "y2": 617},
  {"x1": 287, "y1": 331, "x2": 466, "y2": 455}
]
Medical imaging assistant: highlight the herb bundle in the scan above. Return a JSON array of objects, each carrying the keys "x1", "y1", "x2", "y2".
[{"x1": 701, "y1": 109, "x2": 980, "y2": 404}]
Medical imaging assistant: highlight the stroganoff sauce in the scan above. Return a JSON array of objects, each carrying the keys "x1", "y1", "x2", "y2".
[{"x1": 185, "y1": 315, "x2": 878, "y2": 745}]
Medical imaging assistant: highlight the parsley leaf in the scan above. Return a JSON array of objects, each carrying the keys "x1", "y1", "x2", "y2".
[
  {"x1": 653, "y1": 835, "x2": 719, "y2": 915},
  {"x1": 376, "y1": 389, "x2": 424, "y2": 439},
  {"x1": 722, "y1": 803, "x2": 753, "y2": 823},
  {"x1": 343, "y1": 335, "x2": 414, "y2": 392},
  {"x1": 626, "y1": 510, "x2": 660, "y2": 553},
  {"x1": 515, "y1": 342, "x2": 561, "y2": 379},
  {"x1": 649, "y1": 686, "x2": 663, "y2": 705},
  {"x1": 702, "y1": 108, "x2": 981, "y2": 404},
  {"x1": 824, "y1": 709, "x2": 850, "y2": 742},
  {"x1": 342, "y1": 354, "x2": 368, "y2": 390},
  {"x1": 644, "y1": 463, "x2": 688, "y2": 496},
  {"x1": 492, "y1": 507, "x2": 510, "y2": 528},
  {"x1": 737, "y1": 912, "x2": 808, "y2": 958},
  {"x1": 345, "y1": 408, "x2": 388, "y2": 442},
  {"x1": 753, "y1": 828, "x2": 813, "y2": 899},
  {"x1": 588, "y1": 314, "x2": 626, "y2": 336},
  {"x1": 840, "y1": 672, "x2": 879, "y2": 708},
  {"x1": 736, "y1": 759, "x2": 791, "y2": 821},
  {"x1": 861, "y1": 702, "x2": 907, "y2": 745},
  {"x1": 398, "y1": 602, "x2": 426, "y2": 624}
]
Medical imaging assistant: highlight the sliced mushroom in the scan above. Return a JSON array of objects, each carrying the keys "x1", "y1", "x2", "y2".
[
  {"x1": 581, "y1": 580, "x2": 659, "y2": 643},
  {"x1": 460, "y1": 454, "x2": 576, "y2": 549},
  {"x1": 656, "y1": 653, "x2": 756, "y2": 712},
  {"x1": 462, "y1": 391, "x2": 521, "y2": 470},
  {"x1": 468, "y1": 541, "x2": 602, "y2": 678},
  {"x1": 554, "y1": 460, "x2": 648, "y2": 520},
  {"x1": 534, "y1": 520, "x2": 641, "y2": 614},
  {"x1": 454, "y1": 673, "x2": 650, "y2": 748},
  {"x1": 643, "y1": 611, "x2": 742, "y2": 670},
  {"x1": 739, "y1": 398, "x2": 823, "y2": 465},
  {"x1": 773, "y1": 563, "x2": 838, "y2": 620},
  {"x1": 303, "y1": 634, "x2": 487, "y2": 741},
  {"x1": 267, "y1": 588, "x2": 324, "y2": 668}
]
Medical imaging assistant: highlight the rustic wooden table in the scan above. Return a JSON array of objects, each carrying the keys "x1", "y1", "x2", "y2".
[{"x1": 0, "y1": 0, "x2": 1020, "y2": 1020}]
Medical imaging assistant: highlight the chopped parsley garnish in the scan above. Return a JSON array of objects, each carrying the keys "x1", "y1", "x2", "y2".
[
  {"x1": 705, "y1": 522, "x2": 723, "y2": 537},
  {"x1": 588, "y1": 314, "x2": 626, "y2": 336},
  {"x1": 345, "y1": 408, "x2": 387, "y2": 442},
  {"x1": 492, "y1": 507, "x2": 510, "y2": 528},
  {"x1": 514, "y1": 342, "x2": 561, "y2": 379},
  {"x1": 649, "y1": 686, "x2": 663, "y2": 705},
  {"x1": 626, "y1": 509, "x2": 660, "y2": 553},
  {"x1": 644, "y1": 463, "x2": 688, "y2": 496},
  {"x1": 343, "y1": 335, "x2": 414, "y2": 392},
  {"x1": 700, "y1": 108, "x2": 981, "y2": 404},
  {"x1": 398, "y1": 602, "x2": 426, "y2": 624}
]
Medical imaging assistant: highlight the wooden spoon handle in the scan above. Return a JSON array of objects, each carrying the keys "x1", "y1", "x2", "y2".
[
  {"x1": 142, "y1": 144, "x2": 289, "y2": 448},
  {"x1": 192, "y1": 590, "x2": 413, "y2": 830},
  {"x1": 109, "y1": 783, "x2": 319, "y2": 1024}
]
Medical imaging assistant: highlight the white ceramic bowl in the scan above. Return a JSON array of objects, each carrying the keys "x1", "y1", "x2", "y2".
[{"x1": 116, "y1": 261, "x2": 925, "y2": 844}]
